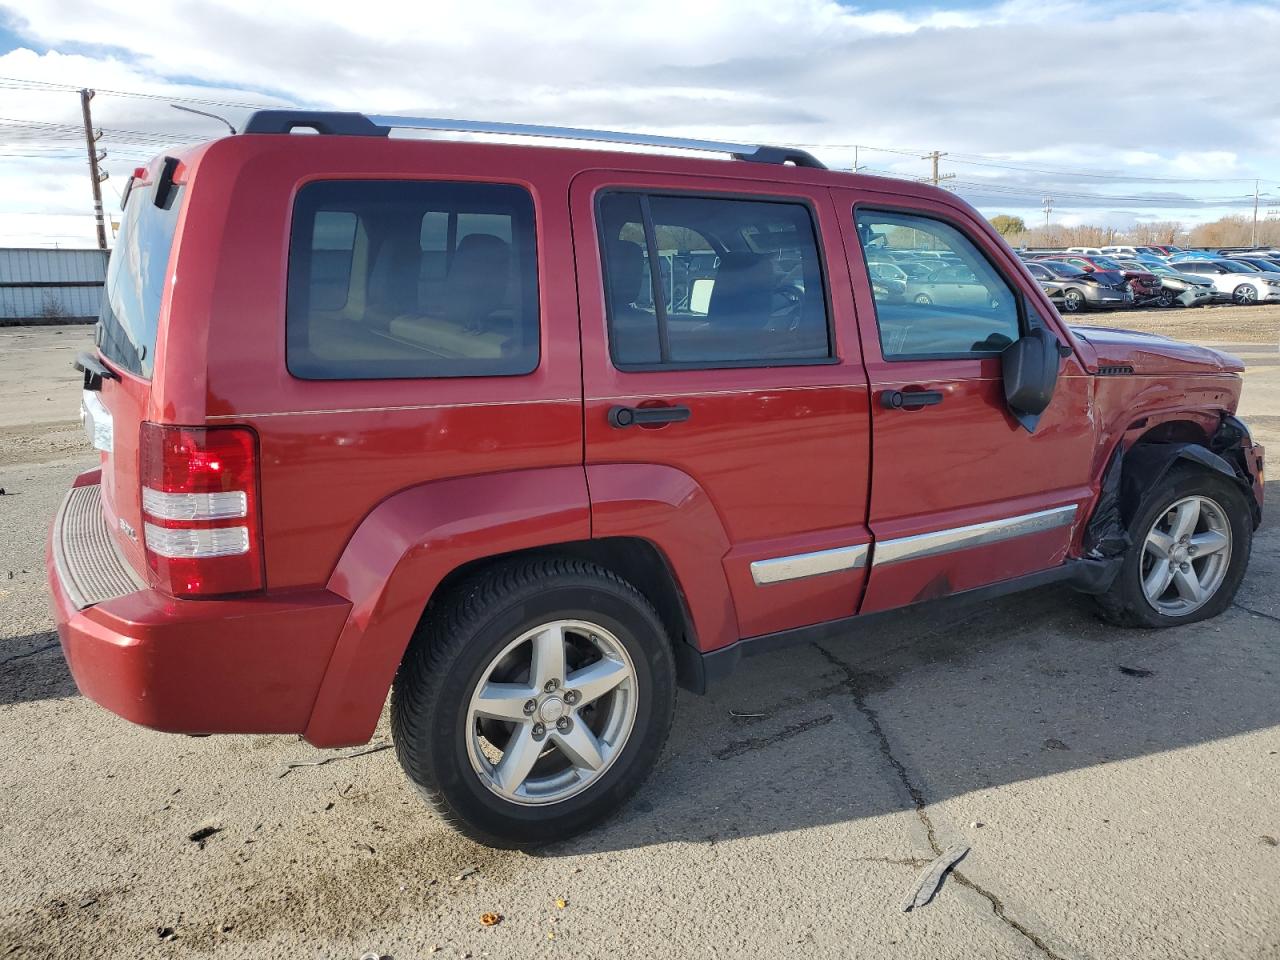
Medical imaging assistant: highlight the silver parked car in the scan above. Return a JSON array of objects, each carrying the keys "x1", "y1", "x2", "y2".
[
  {"x1": 1023, "y1": 260, "x2": 1132, "y2": 313},
  {"x1": 903, "y1": 263, "x2": 1004, "y2": 308}
]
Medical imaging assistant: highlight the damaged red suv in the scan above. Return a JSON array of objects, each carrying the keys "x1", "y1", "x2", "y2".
[{"x1": 50, "y1": 112, "x2": 1264, "y2": 846}]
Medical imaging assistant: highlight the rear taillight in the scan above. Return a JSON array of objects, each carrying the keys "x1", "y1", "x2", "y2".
[{"x1": 140, "y1": 422, "x2": 263, "y2": 597}]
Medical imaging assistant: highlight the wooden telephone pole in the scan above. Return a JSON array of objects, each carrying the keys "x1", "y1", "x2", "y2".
[
  {"x1": 79, "y1": 88, "x2": 108, "y2": 250},
  {"x1": 921, "y1": 151, "x2": 955, "y2": 188}
]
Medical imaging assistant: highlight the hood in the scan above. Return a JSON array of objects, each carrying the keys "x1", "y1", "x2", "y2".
[{"x1": 1068, "y1": 325, "x2": 1244, "y2": 375}]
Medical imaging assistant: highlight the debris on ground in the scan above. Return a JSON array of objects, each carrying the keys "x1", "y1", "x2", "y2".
[
  {"x1": 156, "y1": 926, "x2": 177, "y2": 942},
  {"x1": 275, "y1": 742, "x2": 393, "y2": 778},
  {"x1": 1043, "y1": 738, "x2": 1070, "y2": 751},
  {"x1": 1261, "y1": 835, "x2": 1278, "y2": 847},
  {"x1": 479, "y1": 912, "x2": 502, "y2": 927},
  {"x1": 187, "y1": 824, "x2": 222, "y2": 846},
  {"x1": 455, "y1": 866, "x2": 479, "y2": 881},
  {"x1": 728, "y1": 709, "x2": 766, "y2": 718},
  {"x1": 1118, "y1": 665, "x2": 1155, "y2": 678},
  {"x1": 554, "y1": 897, "x2": 568, "y2": 909},
  {"x1": 970, "y1": 821, "x2": 984, "y2": 829},
  {"x1": 900, "y1": 845, "x2": 970, "y2": 912}
]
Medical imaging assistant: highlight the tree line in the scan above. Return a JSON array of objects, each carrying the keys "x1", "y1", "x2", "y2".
[{"x1": 986, "y1": 214, "x2": 1280, "y2": 249}]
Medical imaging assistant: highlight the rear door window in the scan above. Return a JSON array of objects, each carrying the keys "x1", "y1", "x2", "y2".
[
  {"x1": 287, "y1": 180, "x2": 539, "y2": 380},
  {"x1": 855, "y1": 209, "x2": 1020, "y2": 359},
  {"x1": 596, "y1": 192, "x2": 832, "y2": 367},
  {"x1": 97, "y1": 179, "x2": 184, "y2": 378}
]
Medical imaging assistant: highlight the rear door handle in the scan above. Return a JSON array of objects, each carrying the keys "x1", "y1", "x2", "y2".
[
  {"x1": 880, "y1": 389, "x2": 944, "y2": 410},
  {"x1": 608, "y1": 405, "x2": 692, "y2": 428}
]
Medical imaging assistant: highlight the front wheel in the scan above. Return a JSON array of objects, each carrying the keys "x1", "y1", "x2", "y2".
[
  {"x1": 391, "y1": 558, "x2": 676, "y2": 847},
  {"x1": 1061, "y1": 288, "x2": 1086, "y2": 313},
  {"x1": 1156, "y1": 288, "x2": 1176, "y2": 308},
  {"x1": 1095, "y1": 464, "x2": 1252, "y2": 628},
  {"x1": 1233, "y1": 283, "x2": 1259, "y2": 305}
]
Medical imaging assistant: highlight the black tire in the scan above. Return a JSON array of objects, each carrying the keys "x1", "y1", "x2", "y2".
[
  {"x1": 913, "y1": 293, "x2": 933, "y2": 305},
  {"x1": 391, "y1": 557, "x2": 676, "y2": 847},
  {"x1": 1156, "y1": 288, "x2": 1176, "y2": 308},
  {"x1": 1061, "y1": 288, "x2": 1086, "y2": 313},
  {"x1": 1232, "y1": 283, "x2": 1259, "y2": 306},
  {"x1": 1095, "y1": 464, "x2": 1253, "y2": 628}
]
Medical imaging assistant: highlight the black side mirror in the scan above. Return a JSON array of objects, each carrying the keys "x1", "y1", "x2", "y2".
[{"x1": 1001, "y1": 326, "x2": 1061, "y2": 432}]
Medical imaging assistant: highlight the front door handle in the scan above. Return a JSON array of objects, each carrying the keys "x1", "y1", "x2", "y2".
[
  {"x1": 880, "y1": 389, "x2": 944, "y2": 410},
  {"x1": 608, "y1": 404, "x2": 692, "y2": 428}
]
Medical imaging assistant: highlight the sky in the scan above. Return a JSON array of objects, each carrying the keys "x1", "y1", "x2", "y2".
[{"x1": 1, "y1": 0, "x2": 1279, "y2": 247}]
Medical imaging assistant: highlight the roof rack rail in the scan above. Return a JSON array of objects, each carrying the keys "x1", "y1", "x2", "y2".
[{"x1": 240, "y1": 110, "x2": 826, "y2": 169}]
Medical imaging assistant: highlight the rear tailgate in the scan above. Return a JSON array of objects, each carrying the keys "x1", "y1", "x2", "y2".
[{"x1": 87, "y1": 162, "x2": 186, "y2": 581}]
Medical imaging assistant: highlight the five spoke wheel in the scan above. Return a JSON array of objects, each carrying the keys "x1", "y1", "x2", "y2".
[
  {"x1": 1140, "y1": 495, "x2": 1232, "y2": 617},
  {"x1": 466, "y1": 620, "x2": 637, "y2": 805}
]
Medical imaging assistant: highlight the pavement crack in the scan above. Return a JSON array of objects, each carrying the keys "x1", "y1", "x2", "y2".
[
  {"x1": 812, "y1": 642, "x2": 940, "y2": 855},
  {"x1": 1234, "y1": 602, "x2": 1280, "y2": 624},
  {"x1": 814, "y1": 642, "x2": 1066, "y2": 960},
  {"x1": 0, "y1": 640, "x2": 59, "y2": 667},
  {"x1": 950, "y1": 873, "x2": 1067, "y2": 960},
  {"x1": 713, "y1": 714, "x2": 833, "y2": 760}
]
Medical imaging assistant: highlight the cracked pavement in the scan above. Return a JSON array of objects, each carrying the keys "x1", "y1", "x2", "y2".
[{"x1": 2, "y1": 312, "x2": 1279, "y2": 960}]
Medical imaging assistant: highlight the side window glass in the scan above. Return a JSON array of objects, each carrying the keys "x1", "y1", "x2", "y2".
[
  {"x1": 855, "y1": 209, "x2": 1020, "y2": 359},
  {"x1": 287, "y1": 180, "x2": 539, "y2": 380},
  {"x1": 598, "y1": 192, "x2": 832, "y2": 367}
]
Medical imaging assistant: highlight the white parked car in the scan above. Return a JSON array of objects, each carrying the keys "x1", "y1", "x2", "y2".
[{"x1": 1174, "y1": 259, "x2": 1280, "y2": 305}]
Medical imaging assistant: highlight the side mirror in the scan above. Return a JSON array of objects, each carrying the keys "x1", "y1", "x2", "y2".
[{"x1": 1001, "y1": 326, "x2": 1061, "y2": 432}]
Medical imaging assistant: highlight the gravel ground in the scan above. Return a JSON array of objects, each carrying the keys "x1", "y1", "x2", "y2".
[{"x1": 1, "y1": 310, "x2": 1277, "y2": 960}]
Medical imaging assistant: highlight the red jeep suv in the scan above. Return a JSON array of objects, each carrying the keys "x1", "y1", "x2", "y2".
[{"x1": 49, "y1": 112, "x2": 1264, "y2": 847}]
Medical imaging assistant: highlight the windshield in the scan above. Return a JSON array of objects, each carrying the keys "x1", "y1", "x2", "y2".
[
  {"x1": 1036, "y1": 260, "x2": 1086, "y2": 278},
  {"x1": 1219, "y1": 260, "x2": 1257, "y2": 273},
  {"x1": 1093, "y1": 257, "x2": 1125, "y2": 270},
  {"x1": 96, "y1": 178, "x2": 184, "y2": 378}
]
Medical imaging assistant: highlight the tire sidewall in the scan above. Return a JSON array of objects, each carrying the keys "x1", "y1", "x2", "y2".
[
  {"x1": 1118, "y1": 466, "x2": 1252, "y2": 627},
  {"x1": 419, "y1": 579, "x2": 674, "y2": 844}
]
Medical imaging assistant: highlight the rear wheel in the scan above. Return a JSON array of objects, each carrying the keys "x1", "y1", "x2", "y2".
[
  {"x1": 1096, "y1": 464, "x2": 1252, "y2": 628},
  {"x1": 392, "y1": 558, "x2": 676, "y2": 847}
]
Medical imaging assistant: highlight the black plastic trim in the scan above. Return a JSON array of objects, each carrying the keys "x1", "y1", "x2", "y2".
[
  {"x1": 697, "y1": 559, "x2": 1119, "y2": 687},
  {"x1": 242, "y1": 111, "x2": 390, "y2": 137},
  {"x1": 74, "y1": 351, "x2": 119, "y2": 391},
  {"x1": 154, "y1": 156, "x2": 179, "y2": 209}
]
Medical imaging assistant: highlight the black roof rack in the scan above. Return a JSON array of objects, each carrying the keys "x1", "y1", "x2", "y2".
[{"x1": 241, "y1": 110, "x2": 826, "y2": 169}]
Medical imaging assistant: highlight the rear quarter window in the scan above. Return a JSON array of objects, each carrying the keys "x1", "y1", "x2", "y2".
[{"x1": 286, "y1": 180, "x2": 539, "y2": 380}]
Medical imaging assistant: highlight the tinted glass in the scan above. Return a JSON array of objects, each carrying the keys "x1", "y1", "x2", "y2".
[
  {"x1": 97, "y1": 180, "x2": 184, "y2": 377},
  {"x1": 597, "y1": 192, "x2": 831, "y2": 366},
  {"x1": 287, "y1": 180, "x2": 538, "y2": 380},
  {"x1": 856, "y1": 209, "x2": 1020, "y2": 358}
]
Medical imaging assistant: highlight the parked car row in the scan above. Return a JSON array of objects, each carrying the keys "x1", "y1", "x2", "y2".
[{"x1": 1011, "y1": 245, "x2": 1280, "y2": 311}]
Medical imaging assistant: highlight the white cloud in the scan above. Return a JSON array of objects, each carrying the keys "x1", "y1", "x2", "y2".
[{"x1": 1, "y1": 0, "x2": 1278, "y2": 244}]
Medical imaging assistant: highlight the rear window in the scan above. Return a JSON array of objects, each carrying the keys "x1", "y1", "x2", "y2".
[
  {"x1": 97, "y1": 180, "x2": 183, "y2": 378},
  {"x1": 287, "y1": 180, "x2": 539, "y2": 380}
]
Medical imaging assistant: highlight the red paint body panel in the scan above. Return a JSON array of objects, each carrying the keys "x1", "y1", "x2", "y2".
[
  {"x1": 304, "y1": 467, "x2": 590, "y2": 747},
  {"x1": 50, "y1": 131, "x2": 1260, "y2": 748}
]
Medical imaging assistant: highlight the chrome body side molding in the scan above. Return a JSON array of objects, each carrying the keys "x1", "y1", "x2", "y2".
[
  {"x1": 750, "y1": 543, "x2": 870, "y2": 585},
  {"x1": 872, "y1": 505, "x2": 1079, "y2": 567}
]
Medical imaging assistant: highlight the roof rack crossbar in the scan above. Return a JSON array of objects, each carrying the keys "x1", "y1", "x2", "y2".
[{"x1": 241, "y1": 110, "x2": 826, "y2": 169}]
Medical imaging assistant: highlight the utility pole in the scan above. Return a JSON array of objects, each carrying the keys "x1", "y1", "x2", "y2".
[
  {"x1": 1041, "y1": 195, "x2": 1054, "y2": 230},
  {"x1": 921, "y1": 150, "x2": 954, "y2": 187},
  {"x1": 1252, "y1": 179, "x2": 1260, "y2": 247},
  {"x1": 79, "y1": 88, "x2": 108, "y2": 250}
]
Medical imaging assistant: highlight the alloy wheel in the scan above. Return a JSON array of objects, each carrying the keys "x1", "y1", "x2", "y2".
[
  {"x1": 1233, "y1": 284, "x2": 1258, "y2": 305},
  {"x1": 465, "y1": 619, "x2": 638, "y2": 805},
  {"x1": 1140, "y1": 495, "x2": 1232, "y2": 617},
  {"x1": 1063, "y1": 289, "x2": 1083, "y2": 312}
]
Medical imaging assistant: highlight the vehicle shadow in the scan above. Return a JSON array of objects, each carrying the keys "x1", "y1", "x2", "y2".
[
  {"x1": 0, "y1": 631, "x2": 77, "y2": 707},
  {"x1": 544, "y1": 478, "x2": 1280, "y2": 856}
]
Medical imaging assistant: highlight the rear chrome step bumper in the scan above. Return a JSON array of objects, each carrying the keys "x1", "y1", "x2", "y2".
[{"x1": 51, "y1": 483, "x2": 146, "y2": 610}]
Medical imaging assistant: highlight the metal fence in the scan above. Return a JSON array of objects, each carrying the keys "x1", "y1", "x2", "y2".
[{"x1": 0, "y1": 248, "x2": 107, "y2": 324}]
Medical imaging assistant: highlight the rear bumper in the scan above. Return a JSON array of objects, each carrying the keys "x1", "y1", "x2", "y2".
[{"x1": 48, "y1": 473, "x2": 352, "y2": 736}]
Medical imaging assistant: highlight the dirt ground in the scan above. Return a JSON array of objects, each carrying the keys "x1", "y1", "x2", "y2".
[{"x1": 1, "y1": 307, "x2": 1277, "y2": 960}]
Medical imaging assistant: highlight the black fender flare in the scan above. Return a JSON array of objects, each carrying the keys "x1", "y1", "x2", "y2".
[{"x1": 1120, "y1": 437, "x2": 1260, "y2": 529}]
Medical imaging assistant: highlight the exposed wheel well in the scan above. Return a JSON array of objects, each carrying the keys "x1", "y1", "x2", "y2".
[
  {"x1": 423, "y1": 537, "x2": 705, "y2": 692},
  {"x1": 1130, "y1": 419, "x2": 1210, "y2": 446}
]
